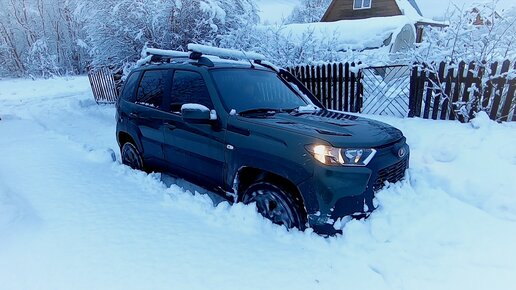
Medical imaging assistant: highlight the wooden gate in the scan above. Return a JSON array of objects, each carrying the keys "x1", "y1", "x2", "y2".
[{"x1": 88, "y1": 67, "x2": 119, "y2": 104}]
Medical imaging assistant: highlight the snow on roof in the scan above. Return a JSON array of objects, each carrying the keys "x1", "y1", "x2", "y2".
[
  {"x1": 275, "y1": 15, "x2": 414, "y2": 51},
  {"x1": 396, "y1": 0, "x2": 447, "y2": 25},
  {"x1": 255, "y1": 0, "x2": 299, "y2": 24}
]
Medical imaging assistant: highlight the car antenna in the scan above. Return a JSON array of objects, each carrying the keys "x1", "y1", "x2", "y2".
[{"x1": 240, "y1": 50, "x2": 255, "y2": 69}]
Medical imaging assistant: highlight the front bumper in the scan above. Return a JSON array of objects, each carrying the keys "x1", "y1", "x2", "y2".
[{"x1": 298, "y1": 139, "x2": 410, "y2": 235}]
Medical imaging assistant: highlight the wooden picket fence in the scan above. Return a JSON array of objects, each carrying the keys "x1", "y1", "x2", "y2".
[
  {"x1": 88, "y1": 67, "x2": 119, "y2": 104},
  {"x1": 409, "y1": 60, "x2": 516, "y2": 122},
  {"x1": 287, "y1": 60, "x2": 516, "y2": 122},
  {"x1": 287, "y1": 63, "x2": 362, "y2": 112}
]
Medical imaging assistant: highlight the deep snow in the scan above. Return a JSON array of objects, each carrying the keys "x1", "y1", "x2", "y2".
[{"x1": 1, "y1": 77, "x2": 516, "y2": 290}]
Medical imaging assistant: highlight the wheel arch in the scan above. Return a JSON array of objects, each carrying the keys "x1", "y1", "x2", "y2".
[
  {"x1": 234, "y1": 166, "x2": 307, "y2": 215},
  {"x1": 117, "y1": 131, "x2": 143, "y2": 152}
]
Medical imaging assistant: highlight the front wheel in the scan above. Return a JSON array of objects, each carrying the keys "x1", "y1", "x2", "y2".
[
  {"x1": 121, "y1": 142, "x2": 144, "y2": 171},
  {"x1": 242, "y1": 182, "x2": 306, "y2": 230}
]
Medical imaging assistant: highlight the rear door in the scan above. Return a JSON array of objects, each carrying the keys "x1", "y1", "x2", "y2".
[
  {"x1": 132, "y1": 69, "x2": 172, "y2": 165},
  {"x1": 162, "y1": 70, "x2": 226, "y2": 187}
]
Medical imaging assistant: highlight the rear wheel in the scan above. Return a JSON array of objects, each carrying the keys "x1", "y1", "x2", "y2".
[
  {"x1": 242, "y1": 182, "x2": 305, "y2": 230},
  {"x1": 121, "y1": 142, "x2": 144, "y2": 171}
]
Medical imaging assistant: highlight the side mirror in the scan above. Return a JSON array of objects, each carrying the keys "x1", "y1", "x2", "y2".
[{"x1": 181, "y1": 103, "x2": 216, "y2": 123}]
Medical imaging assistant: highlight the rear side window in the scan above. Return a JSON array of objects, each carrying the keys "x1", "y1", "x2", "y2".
[
  {"x1": 121, "y1": 72, "x2": 140, "y2": 102},
  {"x1": 170, "y1": 71, "x2": 213, "y2": 113},
  {"x1": 136, "y1": 70, "x2": 168, "y2": 108}
]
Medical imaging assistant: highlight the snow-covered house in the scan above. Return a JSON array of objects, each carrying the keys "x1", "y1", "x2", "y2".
[
  {"x1": 269, "y1": 0, "x2": 446, "y2": 55},
  {"x1": 321, "y1": 0, "x2": 447, "y2": 44}
]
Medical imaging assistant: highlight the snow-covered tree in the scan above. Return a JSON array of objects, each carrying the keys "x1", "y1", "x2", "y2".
[
  {"x1": 0, "y1": 0, "x2": 89, "y2": 77},
  {"x1": 415, "y1": 2, "x2": 516, "y2": 64},
  {"x1": 81, "y1": 0, "x2": 259, "y2": 72},
  {"x1": 286, "y1": 0, "x2": 332, "y2": 24}
]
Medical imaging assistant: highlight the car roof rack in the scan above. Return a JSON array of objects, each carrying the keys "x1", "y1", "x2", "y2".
[
  {"x1": 136, "y1": 44, "x2": 267, "y2": 68},
  {"x1": 187, "y1": 44, "x2": 266, "y2": 62}
]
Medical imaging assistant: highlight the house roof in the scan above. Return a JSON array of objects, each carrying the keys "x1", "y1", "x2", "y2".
[{"x1": 406, "y1": 0, "x2": 423, "y2": 16}]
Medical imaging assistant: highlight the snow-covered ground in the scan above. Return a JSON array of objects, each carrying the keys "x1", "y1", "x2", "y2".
[{"x1": 1, "y1": 77, "x2": 516, "y2": 290}]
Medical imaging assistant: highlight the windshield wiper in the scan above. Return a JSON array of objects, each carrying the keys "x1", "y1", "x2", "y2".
[{"x1": 238, "y1": 108, "x2": 286, "y2": 116}]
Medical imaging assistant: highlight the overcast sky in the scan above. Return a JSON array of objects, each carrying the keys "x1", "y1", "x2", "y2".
[{"x1": 418, "y1": 0, "x2": 515, "y2": 18}]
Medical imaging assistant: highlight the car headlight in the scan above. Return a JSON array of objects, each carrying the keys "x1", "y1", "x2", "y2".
[{"x1": 306, "y1": 145, "x2": 376, "y2": 166}]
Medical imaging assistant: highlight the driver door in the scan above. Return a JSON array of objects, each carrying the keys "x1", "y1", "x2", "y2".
[{"x1": 162, "y1": 70, "x2": 226, "y2": 188}]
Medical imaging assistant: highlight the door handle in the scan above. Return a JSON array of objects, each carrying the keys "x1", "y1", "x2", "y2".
[
  {"x1": 129, "y1": 112, "x2": 139, "y2": 118},
  {"x1": 165, "y1": 123, "x2": 176, "y2": 130}
]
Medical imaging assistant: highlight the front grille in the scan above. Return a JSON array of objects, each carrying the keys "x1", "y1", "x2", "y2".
[{"x1": 373, "y1": 158, "x2": 408, "y2": 191}]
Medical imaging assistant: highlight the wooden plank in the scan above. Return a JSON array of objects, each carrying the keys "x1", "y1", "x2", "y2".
[
  {"x1": 316, "y1": 65, "x2": 322, "y2": 104},
  {"x1": 311, "y1": 65, "x2": 317, "y2": 101},
  {"x1": 94, "y1": 71, "x2": 105, "y2": 102},
  {"x1": 482, "y1": 62, "x2": 498, "y2": 109},
  {"x1": 357, "y1": 70, "x2": 363, "y2": 113},
  {"x1": 460, "y1": 62, "x2": 476, "y2": 121},
  {"x1": 338, "y1": 63, "x2": 344, "y2": 111},
  {"x1": 423, "y1": 69, "x2": 435, "y2": 119},
  {"x1": 499, "y1": 61, "x2": 516, "y2": 121},
  {"x1": 408, "y1": 64, "x2": 418, "y2": 117},
  {"x1": 432, "y1": 62, "x2": 446, "y2": 120},
  {"x1": 350, "y1": 63, "x2": 356, "y2": 112},
  {"x1": 415, "y1": 65, "x2": 427, "y2": 117},
  {"x1": 332, "y1": 63, "x2": 338, "y2": 110},
  {"x1": 100, "y1": 69, "x2": 111, "y2": 102},
  {"x1": 101, "y1": 68, "x2": 112, "y2": 102},
  {"x1": 321, "y1": 64, "x2": 327, "y2": 108},
  {"x1": 440, "y1": 64, "x2": 454, "y2": 120},
  {"x1": 326, "y1": 64, "x2": 333, "y2": 109},
  {"x1": 490, "y1": 60, "x2": 511, "y2": 120},
  {"x1": 300, "y1": 66, "x2": 306, "y2": 88},
  {"x1": 449, "y1": 61, "x2": 466, "y2": 120},
  {"x1": 302, "y1": 65, "x2": 309, "y2": 91},
  {"x1": 344, "y1": 62, "x2": 350, "y2": 112},
  {"x1": 471, "y1": 62, "x2": 485, "y2": 117}
]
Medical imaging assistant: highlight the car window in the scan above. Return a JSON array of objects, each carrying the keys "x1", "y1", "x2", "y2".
[
  {"x1": 121, "y1": 71, "x2": 140, "y2": 102},
  {"x1": 210, "y1": 69, "x2": 307, "y2": 112},
  {"x1": 170, "y1": 70, "x2": 213, "y2": 113},
  {"x1": 136, "y1": 70, "x2": 168, "y2": 108}
]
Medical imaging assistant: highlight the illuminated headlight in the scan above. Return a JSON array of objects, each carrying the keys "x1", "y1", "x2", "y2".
[{"x1": 306, "y1": 145, "x2": 376, "y2": 166}]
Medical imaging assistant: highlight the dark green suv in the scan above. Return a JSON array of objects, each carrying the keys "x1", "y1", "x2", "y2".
[{"x1": 116, "y1": 45, "x2": 409, "y2": 235}]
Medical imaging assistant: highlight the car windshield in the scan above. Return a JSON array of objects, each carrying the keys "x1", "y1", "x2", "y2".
[{"x1": 210, "y1": 69, "x2": 309, "y2": 113}]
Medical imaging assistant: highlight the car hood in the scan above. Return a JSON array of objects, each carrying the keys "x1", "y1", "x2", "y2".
[{"x1": 240, "y1": 110, "x2": 403, "y2": 148}]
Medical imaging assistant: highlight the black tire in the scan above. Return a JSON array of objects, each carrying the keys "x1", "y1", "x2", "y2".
[
  {"x1": 121, "y1": 142, "x2": 144, "y2": 171},
  {"x1": 242, "y1": 181, "x2": 306, "y2": 230}
]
